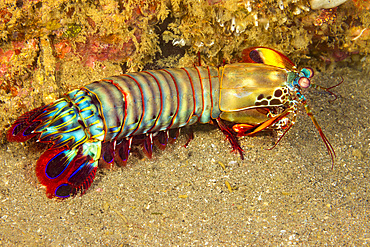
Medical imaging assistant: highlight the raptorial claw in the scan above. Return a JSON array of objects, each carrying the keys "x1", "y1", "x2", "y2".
[{"x1": 214, "y1": 118, "x2": 244, "y2": 159}]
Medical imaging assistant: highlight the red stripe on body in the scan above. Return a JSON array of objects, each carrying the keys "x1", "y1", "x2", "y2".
[{"x1": 162, "y1": 69, "x2": 180, "y2": 129}]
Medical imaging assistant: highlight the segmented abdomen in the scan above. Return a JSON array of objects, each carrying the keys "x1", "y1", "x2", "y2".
[
  {"x1": 6, "y1": 65, "x2": 222, "y2": 199},
  {"x1": 84, "y1": 66, "x2": 221, "y2": 142}
]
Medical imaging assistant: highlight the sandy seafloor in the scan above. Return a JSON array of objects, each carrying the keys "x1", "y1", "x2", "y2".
[{"x1": 0, "y1": 66, "x2": 369, "y2": 246}]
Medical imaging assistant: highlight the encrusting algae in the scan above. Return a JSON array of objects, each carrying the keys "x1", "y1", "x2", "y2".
[{"x1": 0, "y1": 0, "x2": 369, "y2": 143}]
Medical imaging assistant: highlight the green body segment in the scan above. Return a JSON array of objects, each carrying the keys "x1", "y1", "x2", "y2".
[{"x1": 83, "y1": 66, "x2": 221, "y2": 141}]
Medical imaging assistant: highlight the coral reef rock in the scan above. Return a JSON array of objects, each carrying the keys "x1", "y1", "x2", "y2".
[{"x1": 310, "y1": 0, "x2": 348, "y2": 9}]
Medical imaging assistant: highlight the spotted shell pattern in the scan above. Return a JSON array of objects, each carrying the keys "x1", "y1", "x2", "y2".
[{"x1": 254, "y1": 87, "x2": 290, "y2": 107}]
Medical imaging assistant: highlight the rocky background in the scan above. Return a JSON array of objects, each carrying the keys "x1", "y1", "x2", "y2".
[
  {"x1": 1, "y1": 1, "x2": 370, "y2": 245},
  {"x1": 0, "y1": 0, "x2": 369, "y2": 142}
]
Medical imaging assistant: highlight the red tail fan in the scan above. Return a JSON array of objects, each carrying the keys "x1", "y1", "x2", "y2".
[
  {"x1": 7, "y1": 105, "x2": 48, "y2": 142},
  {"x1": 35, "y1": 144, "x2": 99, "y2": 199}
]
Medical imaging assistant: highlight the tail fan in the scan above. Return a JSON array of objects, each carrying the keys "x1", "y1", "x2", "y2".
[
  {"x1": 35, "y1": 142, "x2": 101, "y2": 199},
  {"x1": 7, "y1": 105, "x2": 49, "y2": 142},
  {"x1": 8, "y1": 94, "x2": 96, "y2": 150}
]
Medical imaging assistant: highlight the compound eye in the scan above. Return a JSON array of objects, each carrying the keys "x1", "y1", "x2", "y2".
[
  {"x1": 298, "y1": 77, "x2": 310, "y2": 88},
  {"x1": 301, "y1": 67, "x2": 314, "y2": 78}
]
